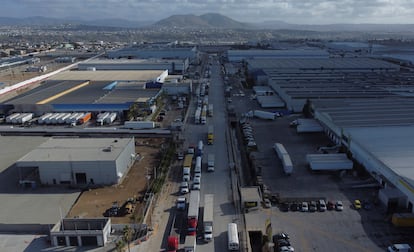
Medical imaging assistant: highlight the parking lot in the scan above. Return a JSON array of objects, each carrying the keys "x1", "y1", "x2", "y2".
[{"x1": 229, "y1": 86, "x2": 414, "y2": 251}]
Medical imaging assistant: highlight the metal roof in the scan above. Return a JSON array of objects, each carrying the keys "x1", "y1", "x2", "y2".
[
  {"x1": 17, "y1": 137, "x2": 133, "y2": 163},
  {"x1": 345, "y1": 126, "x2": 414, "y2": 186},
  {"x1": 49, "y1": 70, "x2": 165, "y2": 81},
  {"x1": 248, "y1": 58, "x2": 399, "y2": 70}
]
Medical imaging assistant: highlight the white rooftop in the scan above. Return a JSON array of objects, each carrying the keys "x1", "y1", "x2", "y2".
[
  {"x1": 345, "y1": 126, "x2": 414, "y2": 186},
  {"x1": 18, "y1": 137, "x2": 133, "y2": 163}
]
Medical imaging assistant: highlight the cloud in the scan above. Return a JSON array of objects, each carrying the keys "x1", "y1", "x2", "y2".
[{"x1": 2, "y1": 0, "x2": 414, "y2": 24}]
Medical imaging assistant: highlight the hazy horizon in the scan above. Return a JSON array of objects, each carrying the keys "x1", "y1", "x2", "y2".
[{"x1": 2, "y1": 0, "x2": 414, "y2": 25}]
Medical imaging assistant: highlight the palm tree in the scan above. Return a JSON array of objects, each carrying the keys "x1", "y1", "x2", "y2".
[{"x1": 123, "y1": 225, "x2": 134, "y2": 252}]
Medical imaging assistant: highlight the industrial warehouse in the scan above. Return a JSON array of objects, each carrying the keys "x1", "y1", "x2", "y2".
[{"x1": 17, "y1": 137, "x2": 136, "y2": 185}]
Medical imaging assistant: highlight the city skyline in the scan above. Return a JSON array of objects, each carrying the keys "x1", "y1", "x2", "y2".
[{"x1": 2, "y1": 0, "x2": 414, "y2": 25}]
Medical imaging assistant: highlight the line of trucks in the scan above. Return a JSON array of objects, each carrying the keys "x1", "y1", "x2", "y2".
[{"x1": 168, "y1": 193, "x2": 214, "y2": 252}]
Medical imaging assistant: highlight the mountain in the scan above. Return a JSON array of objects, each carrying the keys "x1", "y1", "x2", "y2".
[
  {"x1": 254, "y1": 20, "x2": 414, "y2": 32},
  {"x1": 0, "y1": 14, "x2": 414, "y2": 32},
  {"x1": 152, "y1": 13, "x2": 249, "y2": 29}
]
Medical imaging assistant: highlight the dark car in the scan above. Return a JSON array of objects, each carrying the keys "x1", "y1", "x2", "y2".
[
  {"x1": 363, "y1": 201, "x2": 373, "y2": 211},
  {"x1": 289, "y1": 202, "x2": 299, "y2": 212},
  {"x1": 276, "y1": 239, "x2": 291, "y2": 247},
  {"x1": 327, "y1": 201, "x2": 335, "y2": 210},
  {"x1": 309, "y1": 201, "x2": 317, "y2": 212},
  {"x1": 280, "y1": 202, "x2": 290, "y2": 212},
  {"x1": 273, "y1": 232, "x2": 290, "y2": 240}
]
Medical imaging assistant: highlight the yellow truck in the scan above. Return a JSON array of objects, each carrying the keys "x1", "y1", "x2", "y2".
[{"x1": 208, "y1": 125, "x2": 214, "y2": 145}]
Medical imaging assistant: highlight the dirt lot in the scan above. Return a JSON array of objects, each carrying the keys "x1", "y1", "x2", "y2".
[{"x1": 67, "y1": 138, "x2": 166, "y2": 224}]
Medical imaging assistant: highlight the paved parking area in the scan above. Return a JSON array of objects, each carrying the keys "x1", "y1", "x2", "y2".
[{"x1": 229, "y1": 87, "x2": 414, "y2": 251}]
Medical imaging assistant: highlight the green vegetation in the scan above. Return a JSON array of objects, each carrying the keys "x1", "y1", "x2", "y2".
[{"x1": 150, "y1": 140, "x2": 175, "y2": 194}]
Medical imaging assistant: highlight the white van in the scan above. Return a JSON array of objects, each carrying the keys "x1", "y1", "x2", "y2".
[{"x1": 388, "y1": 244, "x2": 412, "y2": 252}]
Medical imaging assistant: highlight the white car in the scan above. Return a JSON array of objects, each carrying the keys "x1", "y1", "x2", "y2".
[
  {"x1": 335, "y1": 201, "x2": 344, "y2": 211},
  {"x1": 301, "y1": 202, "x2": 309, "y2": 212},
  {"x1": 180, "y1": 181, "x2": 189, "y2": 194},
  {"x1": 192, "y1": 177, "x2": 201, "y2": 190}
]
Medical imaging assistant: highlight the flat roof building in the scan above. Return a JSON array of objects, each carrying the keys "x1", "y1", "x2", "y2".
[
  {"x1": 227, "y1": 49, "x2": 329, "y2": 62},
  {"x1": 17, "y1": 137, "x2": 136, "y2": 186},
  {"x1": 78, "y1": 58, "x2": 189, "y2": 74}
]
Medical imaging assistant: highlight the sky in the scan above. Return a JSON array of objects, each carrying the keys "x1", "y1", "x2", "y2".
[{"x1": 2, "y1": 0, "x2": 414, "y2": 24}]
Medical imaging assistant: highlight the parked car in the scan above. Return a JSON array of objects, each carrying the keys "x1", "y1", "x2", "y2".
[
  {"x1": 327, "y1": 201, "x2": 335, "y2": 210},
  {"x1": 318, "y1": 199, "x2": 327, "y2": 212},
  {"x1": 353, "y1": 199, "x2": 362, "y2": 210},
  {"x1": 335, "y1": 201, "x2": 344, "y2": 211},
  {"x1": 301, "y1": 202, "x2": 309, "y2": 212},
  {"x1": 309, "y1": 201, "x2": 317, "y2": 212},
  {"x1": 290, "y1": 202, "x2": 299, "y2": 212},
  {"x1": 280, "y1": 202, "x2": 290, "y2": 212}
]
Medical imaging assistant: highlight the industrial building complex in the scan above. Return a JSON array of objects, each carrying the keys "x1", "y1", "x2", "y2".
[{"x1": 239, "y1": 53, "x2": 414, "y2": 214}]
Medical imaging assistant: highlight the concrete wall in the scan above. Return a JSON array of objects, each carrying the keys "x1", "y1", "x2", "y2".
[
  {"x1": 115, "y1": 138, "x2": 136, "y2": 183},
  {"x1": 38, "y1": 160, "x2": 116, "y2": 185}
]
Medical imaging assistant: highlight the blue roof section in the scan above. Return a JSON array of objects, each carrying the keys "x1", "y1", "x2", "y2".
[
  {"x1": 52, "y1": 103, "x2": 132, "y2": 112},
  {"x1": 103, "y1": 81, "x2": 118, "y2": 91}
]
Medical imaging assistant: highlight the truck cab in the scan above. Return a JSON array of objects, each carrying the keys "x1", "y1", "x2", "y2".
[{"x1": 167, "y1": 236, "x2": 179, "y2": 252}]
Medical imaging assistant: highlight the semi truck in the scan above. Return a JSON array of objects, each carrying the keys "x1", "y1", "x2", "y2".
[
  {"x1": 207, "y1": 125, "x2": 214, "y2": 145},
  {"x1": 78, "y1": 112, "x2": 92, "y2": 125},
  {"x1": 273, "y1": 143, "x2": 293, "y2": 175},
  {"x1": 195, "y1": 108, "x2": 201, "y2": 124},
  {"x1": 203, "y1": 194, "x2": 214, "y2": 242},
  {"x1": 183, "y1": 154, "x2": 193, "y2": 181},
  {"x1": 195, "y1": 156, "x2": 202, "y2": 174},
  {"x1": 207, "y1": 154, "x2": 215, "y2": 172},
  {"x1": 167, "y1": 236, "x2": 179, "y2": 252},
  {"x1": 187, "y1": 190, "x2": 200, "y2": 236},
  {"x1": 208, "y1": 104, "x2": 213, "y2": 117},
  {"x1": 183, "y1": 235, "x2": 196, "y2": 252},
  {"x1": 196, "y1": 140, "x2": 203, "y2": 157},
  {"x1": 201, "y1": 107, "x2": 207, "y2": 124}
]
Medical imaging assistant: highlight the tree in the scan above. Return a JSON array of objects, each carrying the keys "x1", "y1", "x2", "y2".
[
  {"x1": 302, "y1": 99, "x2": 313, "y2": 118},
  {"x1": 123, "y1": 225, "x2": 134, "y2": 252}
]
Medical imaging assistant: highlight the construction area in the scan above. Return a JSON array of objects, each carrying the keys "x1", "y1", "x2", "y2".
[{"x1": 67, "y1": 137, "x2": 168, "y2": 224}]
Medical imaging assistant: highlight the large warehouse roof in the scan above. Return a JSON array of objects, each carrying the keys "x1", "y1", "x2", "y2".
[
  {"x1": 228, "y1": 49, "x2": 329, "y2": 62},
  {"x1": 49, "y1": 70, "x2": 165, "y2": 81},
  {"x1": 345, "y1": 126, "x2": 414, "y2": 188},
  {"x1": 248, "y1": 58, "x2": 399, "y2": 70},
  {"x1": 18, "y1": 137, "x2": 134, "y2": 162}
]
